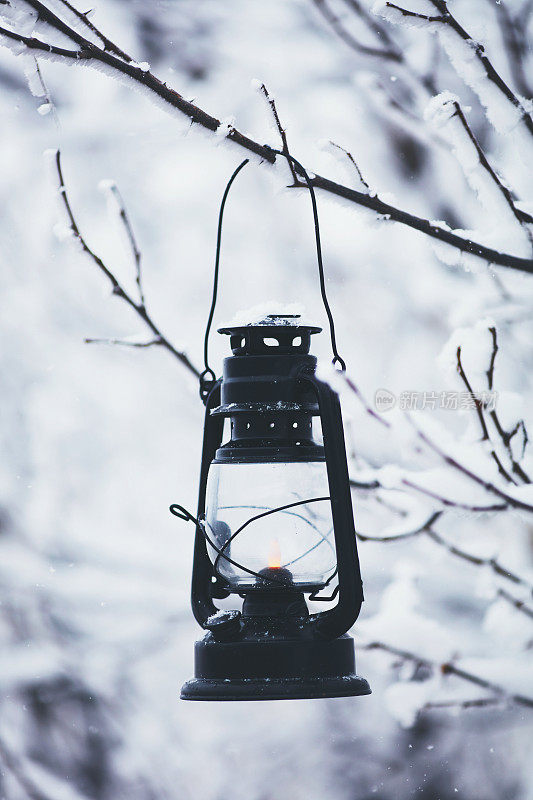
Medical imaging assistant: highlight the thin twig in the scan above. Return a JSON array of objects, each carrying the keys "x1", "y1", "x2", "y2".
[
  {"x1": 85, "y1": 337, "x2": 162, "y2": 349},
  {"x1": 0, "y1": 11, "x2": 531, "y2": 272},
  {"x1": 329, "y1": 141, "x2": 371, "y2": 191},
  {"x1": 258, "y1": 82, "x2": 298, "y2": 185},
  {"x1": 360, "y1": 640, "x2": 533, "y2": 709},
  {"x1": 456, "y1": 346, "x2": 489, "y2": 441},
  {"x1": 55, "y1": 0, "x2": 133, "y2": 62},
  {"x1": 423, "y1": 697, "x2": 506, "y2": 710},
  {"x1": 342, "y1": 374, "x2": 392, "y2": 428},
  {"x1": 497, "y1": 587, "x2": 533, "y2": 620},
  {"x1": 485, "y1": 328, "x2": 530, "y2": 483},
  {"x1": 385, "y1": 2, "x2": 446, "y2": 22},
  {"x1": 456, "y1": 345, "x2": 517, "y2": 485},
  {"x1": 401, "y1": 479, "x2": 508, "y2": 512},
  {"x1": 424, "y1": 528, "x2": 533, "y2": 597},
  {"x1": 106, "y1": 183, "x2": 145, "y2": 306},
  {"x1": 53, "y1": 150, "x2": 200, "y2": 378},
  {"x1": 356, "y1": 510, "x2": 442, "y2": 541},
  {"x1": 486, "y1": 326, "x2": 498, "y2": 391},
  {"x1": 311, "y1": 0, "x2": 401, "y2": 61}
]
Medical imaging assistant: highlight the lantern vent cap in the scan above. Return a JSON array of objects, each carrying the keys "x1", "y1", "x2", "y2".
[{"x1": 218, "y1": 314, "x2": 321, "y2": 357}]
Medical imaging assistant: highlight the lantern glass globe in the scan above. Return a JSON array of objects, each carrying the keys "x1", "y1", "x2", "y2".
[{"x1": 205, "y1": 460, "x2": 336, "y2": 591}]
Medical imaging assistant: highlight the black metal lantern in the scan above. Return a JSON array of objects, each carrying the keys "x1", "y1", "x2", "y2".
[{"x1": 175, "y1": 313, "x2": 370, "y2": 701}]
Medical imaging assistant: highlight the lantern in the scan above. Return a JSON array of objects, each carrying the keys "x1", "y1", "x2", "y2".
[{"x1": 177, "y1": 314, "x2": 370, "y2": 701}]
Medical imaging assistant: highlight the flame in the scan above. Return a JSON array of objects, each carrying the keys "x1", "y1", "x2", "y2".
[{"x1": 268, "y1": 538, "x2": 282, "y2": 569}]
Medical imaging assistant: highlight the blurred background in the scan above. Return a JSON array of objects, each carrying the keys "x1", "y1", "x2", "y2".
[{"x1": 0, "y1": 0, "x2": 532, "y2": 798}]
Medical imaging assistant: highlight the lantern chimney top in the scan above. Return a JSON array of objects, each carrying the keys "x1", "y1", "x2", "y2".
[{"x1": 218, "y1": 314, "x2": 321, "y2": 357}]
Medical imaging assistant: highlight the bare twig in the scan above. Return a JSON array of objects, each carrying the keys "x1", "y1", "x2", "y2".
[
  {"x1": 486, "y1": 328, "x2": 530, "y2": 483},
  {"x1": 105, "y1": 183, "x2": 145, "y2": 306},
  {"x1": 329, "y1": 141, "x2": 371, "y2": 191},
  {"x1": 53, "y1": 150, "x2": 200, "y2": 378},
  {"x1": 486, "y1": 326, "x2": 498, "y2": 391},
  {"x1": 342, "y1": 375, "x2": 391, "y2": 428},
  {"x1": 258, "y1": 83, "x2": 298, "y2": 185},
  {"x1": 456, "y1": 346, "x2": 490, "y2": 442},
  {"x1": 356, "y1": 510, "x2": 442, "y2": 541},
  {"x1": 341, "y1": 0, "x2": 399, "y2": 52},
  {"x1": 0, "y1": 8, "x2": 532, "y2": 272},
  {"x1": 55, "y1": 0, "x2": 133, "y2": 62},
  {"x1": 456, "y1": 345, "x2": 518, "y2": 485},
  {"x1": 85, "y1": 337, "x2": 162, "y2": 349},
  {"x1": 497, "y1": 587, "x2": 533, "y2": 620},
  {"x1": 360, "y1": 640, "x2": 533, "y2": 709},
  {"x1": 425, "y1": 528, "x2": 533, "y2": 597},
  {"x1": 311, "y1": 0, "x2": 401, "y2": 61},
  {"x1": 350, "y1": 477, "x2": 381, "y2": 490},
  {"x1": 400, "y1": 479, "x2": 508, "y2": 512},
  {"x1": 385, "y1": 3, "x2": 445, "y2": 23},
  {"x1": 423, "y1": 696, "x2": 506, "y2": 710}
]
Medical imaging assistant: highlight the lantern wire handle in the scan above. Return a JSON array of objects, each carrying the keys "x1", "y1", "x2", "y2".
[
  {"x1": 199, "y1": 148, "x2": 347, "y2": 402},
  {"x1": 264, "y1": 146, "x2": 346, "y2": 374},
  {"x1": 199, "y1": 158, "x2": 250, "y2": 402}
]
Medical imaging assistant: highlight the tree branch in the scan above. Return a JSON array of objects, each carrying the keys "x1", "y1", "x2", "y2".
[
  {"x1": 53, "y1": 149, "x2": 200, "y2": 378},
  {"x1": 425, "y1": 528, "x2": 533, "y2": 598},
  {"x1": 360, "y1": 640, "x2": 533, "y2": 709},
  {"x1": 408, "y1": 418, "x2": 533, "y2": 514},
  {"x1": 1, "y1": 7, "x2": 532, "y2": 273}
]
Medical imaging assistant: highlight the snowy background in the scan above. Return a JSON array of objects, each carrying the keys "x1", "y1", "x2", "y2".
[{"x1": 0, "y1": 0, "x2": 532, "y2": 798}]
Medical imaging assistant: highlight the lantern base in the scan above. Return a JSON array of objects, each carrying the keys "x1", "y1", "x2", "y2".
[{"x1": 181, "y1": 633, "x2": 371, "y2": 701}]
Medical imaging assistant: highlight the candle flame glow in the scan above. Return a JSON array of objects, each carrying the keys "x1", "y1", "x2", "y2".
[{"x1": 268, "y1": 538, "x2": 282, "y2": 569}]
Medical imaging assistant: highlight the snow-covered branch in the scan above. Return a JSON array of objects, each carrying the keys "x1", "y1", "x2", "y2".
[
  {"x1": 1, "y1": 1, "x2": 532, "y2": 272},
  {"x1": 375, "y1": 0, "x2": 533, "y2": 138}
]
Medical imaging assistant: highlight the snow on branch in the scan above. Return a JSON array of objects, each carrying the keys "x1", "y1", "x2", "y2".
[
  {"x1": 1, "y1": 1, "x2": 532, "y2": 273},
  {"x1": 51, "y1": 149, "x2": 200, "y2": 378},
  {"x1": 425, "y1": 93, "x2": 533, "y2": 252}
]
